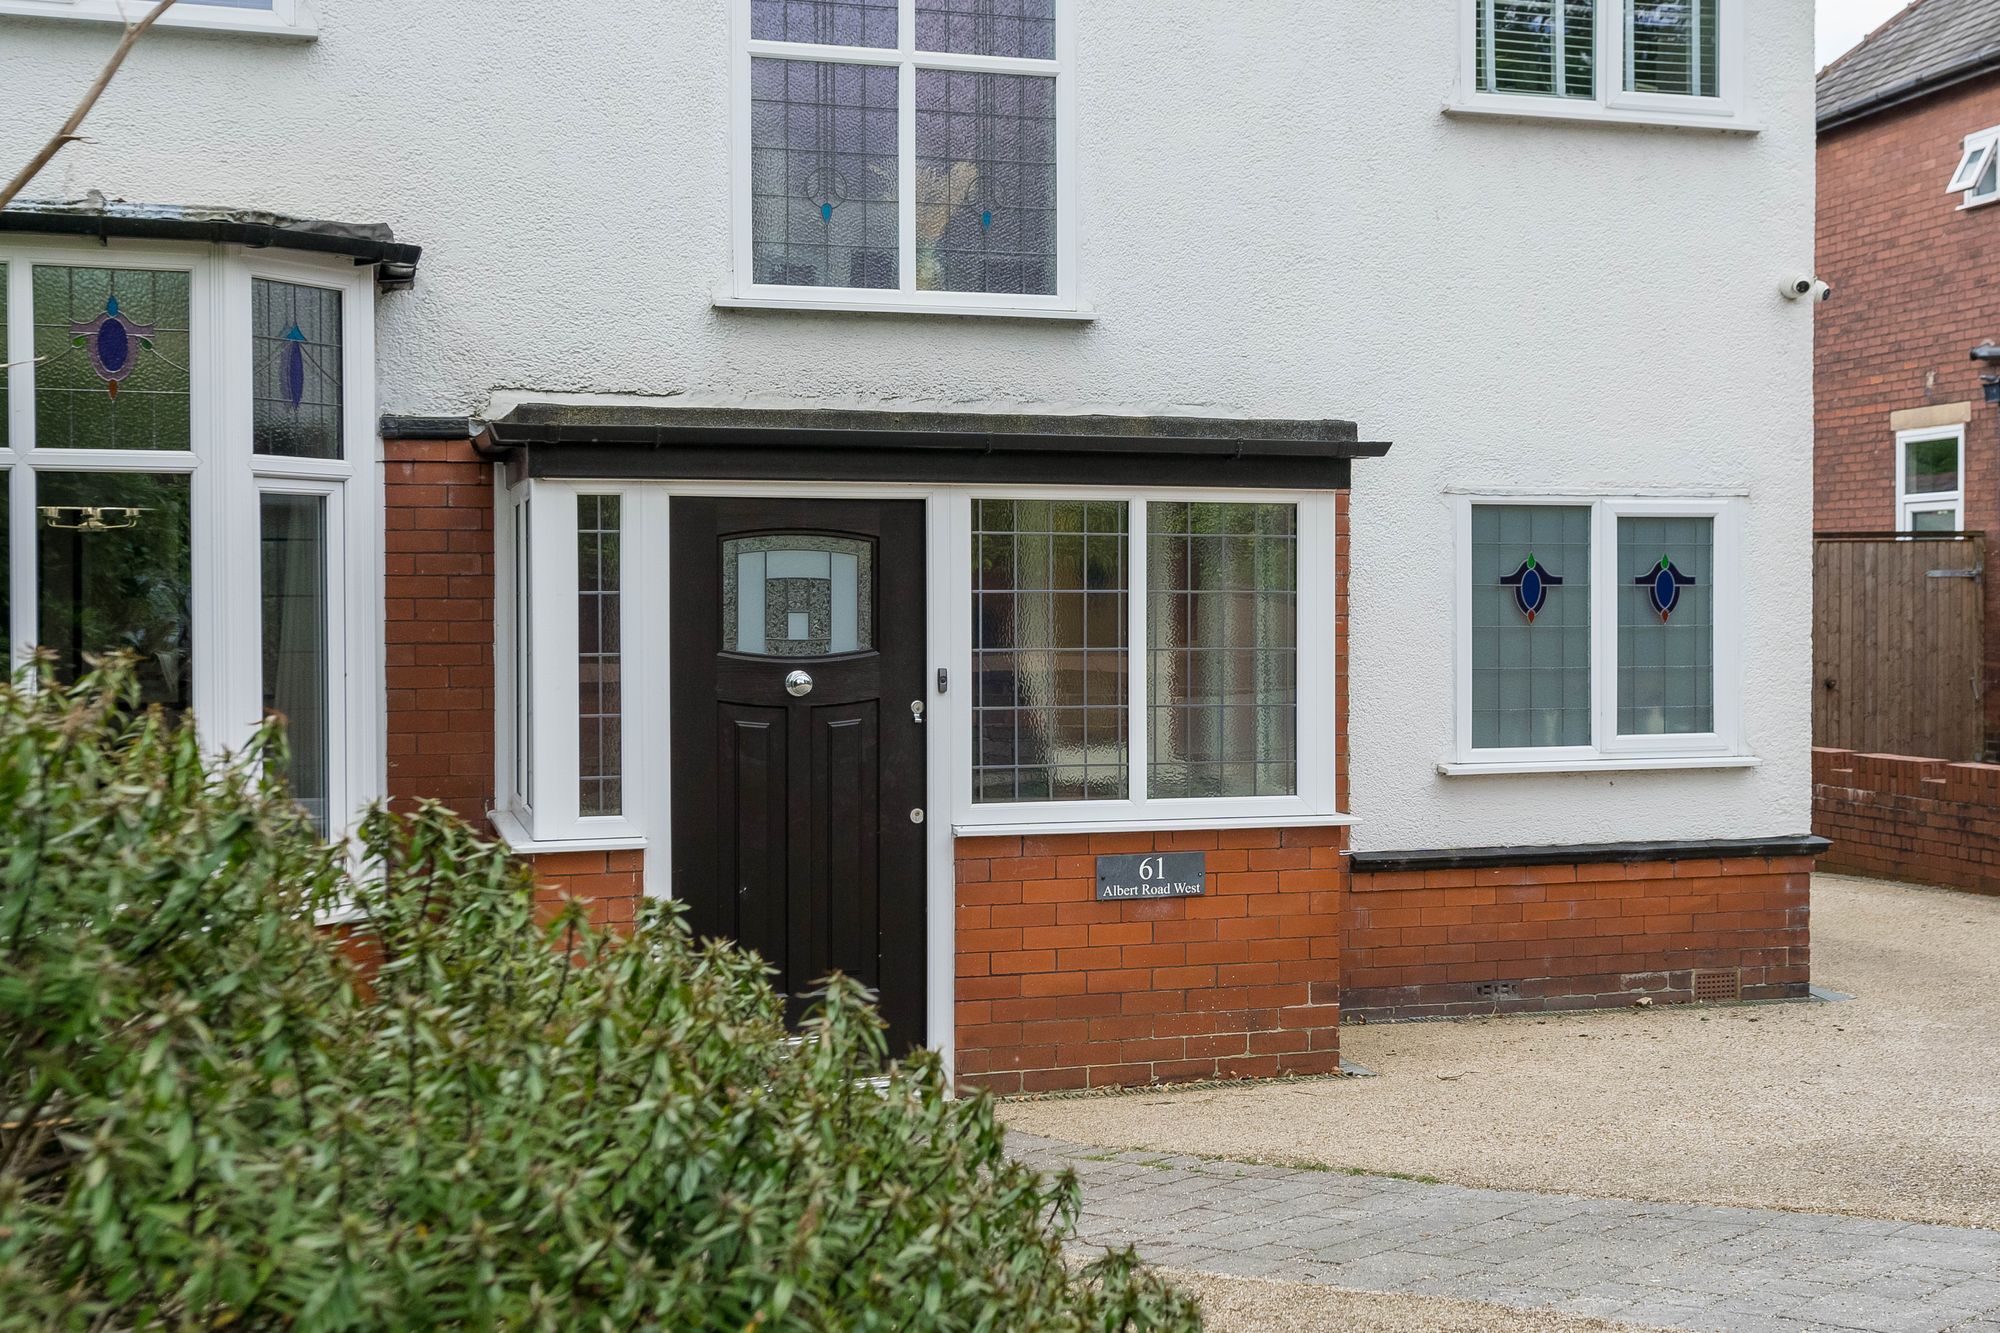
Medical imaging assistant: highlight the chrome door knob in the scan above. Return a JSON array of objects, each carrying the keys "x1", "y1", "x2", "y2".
[{"x1": 784, "y1": 670, "x2": 814, "y2": 697}]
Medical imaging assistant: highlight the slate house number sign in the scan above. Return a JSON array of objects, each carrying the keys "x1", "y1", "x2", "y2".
[{"x1": 1095, "y1": 852, "x2": 1208, "y2": 902}]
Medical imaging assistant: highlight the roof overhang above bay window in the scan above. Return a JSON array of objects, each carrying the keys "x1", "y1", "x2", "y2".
[
  {"x1": 0, "y1": 196, "x2": 422, "y2": 290},
  {"x1": 476, "y1": 403, "x2": 1392, "y2": 490}
]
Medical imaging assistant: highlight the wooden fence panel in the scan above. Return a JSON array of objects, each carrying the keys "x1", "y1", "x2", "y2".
[{"x1": 1814, "y1": 533, "x2": 1985, "y2": 761}]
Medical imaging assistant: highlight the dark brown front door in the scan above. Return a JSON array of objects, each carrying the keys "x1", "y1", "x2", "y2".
[{"x1": 670, "y1": 498, "x2": 928, "y2": 1053}]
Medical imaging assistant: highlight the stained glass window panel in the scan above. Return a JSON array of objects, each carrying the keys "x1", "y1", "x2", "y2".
[
  {"x1": 1617, "y1": 515, "x2": 1714, "y2": 736},
  {"x1": 915, "y1": 0, "x2": 1055, "y2": 59},
  {"x1": 1472, "y1": 505, "x2": 1592, "y2": 749},
  {"x1": 751, "y1": 0, "x2": 897, "y2": 47},
  {"x1": 1476, "y1": 1, "x2": 1596, "y2": 98},
  {"x1": 1627, "y1": 0, "x2": 1720, "y2": 98},
  {"x1": 36, "y1": 471, "x2": 193, "y2": 715},
  {"x1": 1147, "y1": 503, "x2": 1298, "y2": 799},
  {"x1": 723, "y1": 535, "x2": 872, "y2": 658},
  {"x1": 33, "y1": 266, "x2": 192, "y2": 451},
  {"x1": 973, "y1": 500, "x2": 1127, "y2": 803},
  {"x1": 579, "y1": 495, "x2": 624, "y2": 817},
  {"x1": 916, "y1": 70, "x2": 1057, "y2": 296},
  {"x1": 751, "y1": 59, "x2": 900, "y2": 290},
  {"x1": 261, "y1": 494, "x2": 329, "y2": 834},
  {"x1": 253, "y1": 279, "x2": 343, "y2": 460}
]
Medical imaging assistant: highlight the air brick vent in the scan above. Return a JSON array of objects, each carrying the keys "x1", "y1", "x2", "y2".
[
  {"x1": 1692, "y1": 969, "x2": 1742, "y2": 1004},
  {"x1": 1475, "y1": 981, "x2": 1521, "y2": 1000}
]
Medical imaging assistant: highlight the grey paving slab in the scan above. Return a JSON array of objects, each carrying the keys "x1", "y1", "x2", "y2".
[{"x1": 1010, "y1": 1132, "x2": 2000, "y2": 1333}]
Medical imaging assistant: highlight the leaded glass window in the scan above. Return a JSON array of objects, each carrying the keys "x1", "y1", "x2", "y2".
[
  {"x1": 36, "y1": 471, "x2": 193, "y2": 714},
  {"x1": 972, "y1": 500, "x2": 1128, "y2": 803},
  {"x1": 750, "y1": 59, "x2": 900, "y2": 290},
  {"x1": 1476, "y1": 1, "x2": 1597, "y2": 99},
  {"x1": 33, "y1": 266, "x2": 192, "y2": 451},
  {"x1": 752, "y1": 0, "x2": 897, "y2": 47},
  {"x1": 261, "y1": 493, "x2": 329, "y2": 834},
  {"x1": 579, "y1": 495, "x2": 623, "y2": 817},
  {"x1": 1626, "y1": 0, "x2": 1719, "y2": 98},
  {"x1": 915, "y1": 70, "x2": 1058, "y2": 296},
  {"x1": 1147, "y1": 503, "x2": 1297, "y2": 799},
  {"x1": 1472, "y1": 505, "x2": 1591, "y2": 749},
  {"x1": 253, "y1": 279, "x2": 343, "y2": 460},
  {"x1": 916, "y1": 0, "x2": 1054, "y2": 58},
  {"x1": 1617, "y1": 515, "x2": 1714, "y2": 736}
]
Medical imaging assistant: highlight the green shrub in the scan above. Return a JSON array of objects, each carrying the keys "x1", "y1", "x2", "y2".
[{"x1": 0, "y1": 665, "x2": 1201, "y2": 1331}]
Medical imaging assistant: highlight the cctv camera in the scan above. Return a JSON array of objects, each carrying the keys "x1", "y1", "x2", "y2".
[{"x1": 1781, "y1": 276, "x2": 1832, "y2": 303}]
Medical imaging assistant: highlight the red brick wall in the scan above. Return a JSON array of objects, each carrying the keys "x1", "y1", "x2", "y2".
[
  {"x1": 383, "y1": 439, "x2": 496, "y2": 825},
  {"x1": 953, "y1": 827, "x2": 1346, "y2": 1095},
  {"x1": 526, "y1": 850, "x2": 647, "y2": 930},
  {"x1": 1817, "y1": 75, "x2": 2000, "y2": 734},
  {"x1": 1814, "y1": 746, "x2": 2000, "y2": 894},
  {"x1": 1344, "y1": 856, "x2": 1812, "y2": 1020}
]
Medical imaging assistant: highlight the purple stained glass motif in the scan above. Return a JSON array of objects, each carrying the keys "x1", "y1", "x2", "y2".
[
  {"x1": 751, "y1": 0, "x2": 897, "y2": 48},
  {"x1": 253, "y1": 279, "x2": 342, "y2": 460},
  {"x1": 70, "y1": 295, "x2": 154, "y2": 398},
  {"x1": 915, "y1": 69, "x2": 1058, "y2": 296},
  {"x1": 751, "y1": 58, "x2": 900, "y2": 290},
  {"x1": 916, "y1": 0, "x2": 1055, "y2": 59}
]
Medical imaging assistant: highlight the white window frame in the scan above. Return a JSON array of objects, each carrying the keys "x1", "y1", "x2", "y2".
[
  {"x1": 492, "y1": 479, "x2": 668, "y2": 854},
  {"x1": 1896, "y1": 425, "x2": 1965, "y2": 532},
  {"x1": 1451, "y1": 0, "x2": 1751, "y2": 132},
  {"x1": 1, "y1": 238, "x2": 377, "y2": 833},
  {"x1": 1447, "y1": 493, "x2": 1749, "y2": 775},
  {"x1": 1949, "y1": 126, "x2": 2000, "y2": 209},
  {"x1": 722, "y1": 0, "x2": 1083, "y2": 319},
  {"x1": 948, "y1": 487, "x2": 1344, "y2": 833},
  {"x1": 0, "y1": 0, "x2": 315, "y2": 37}
]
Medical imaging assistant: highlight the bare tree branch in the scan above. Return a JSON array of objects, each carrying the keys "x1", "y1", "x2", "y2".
[{"x1": 0, "y1": 0, "x2": 181, "y2": 214}]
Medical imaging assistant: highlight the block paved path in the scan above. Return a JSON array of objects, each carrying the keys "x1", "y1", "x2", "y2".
[{"x1": 1010, "y1": 1134, "x2": 2000, "y2": 1333}]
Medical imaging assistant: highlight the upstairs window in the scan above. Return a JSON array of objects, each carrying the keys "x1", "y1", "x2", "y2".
[
  {"x1": 1898, "y1": 428, "x2": 1964, "y2": 533},
  {"x1": 1947, "y1": 127, "x2": 2000, "y2": 208},
  {"x1": 0, "y1": 0, "x2": 315, "y2": 37},
  {"x1": 730, "y1": 0, "x2": 1077, "y2": 315},
  {"x1": 1460, "y1": 0, "x2": 1744, "y2": 128}
]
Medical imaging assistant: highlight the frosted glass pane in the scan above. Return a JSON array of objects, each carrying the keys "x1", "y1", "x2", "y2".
[
  {"x1": 972, "y1": 499, "x2": 1127, "y2": 803},
  {"x1": 915, "y1": 0, "x2": 1054, "y2": 58},
  {"x1": 751, "y1": 59, "x2": 899, "y2": 289},
  {"x1": 915, "y1": 70, "x2": 1057, "y2": 296},
  {"x1": 751, "y1": 0, "x2": 897, "y2": 47},
  {"x1": 1146, "y1": 503, "x2": 1297, "y2": 798},
  {"x1": 1477, "y1": 0, "x2": 1596, "y2": 99},
  {"x1": 1627, "y1": 0, "x2": 1719, "y2": 97},
  {"x1": 1617, "y1": 515, "x2": 1714, "y2": 736},
  {"x1": 1904, "y1": 437, "x2": 1960, "y2": 496},
  {"x1": 1911, "y1": 508, "x2": 1959, "y2": 533},
  {"x1": 33, "y1": 266, "x2": 191, "y2": 451},
  {"x1": 724, "y1": 535, "x2": 872, "y2": 658},
  {"x1": 1471, "y1": 504, "x2": 1591, "y2": 749}
]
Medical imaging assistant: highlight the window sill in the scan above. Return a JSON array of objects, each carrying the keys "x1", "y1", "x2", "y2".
[
  {"x1": 1443, "y1": 95, "x2": 1758, "y2": 134},
  {"x1": 0, "y1": 1, "x2": 318, "y2": 38},
  {"x1": 714, "y1": 291, "x2": 1096, "y2": 322},
  {"x1": 489, "y1": 808, "x2": 648, "y2": 855},
  {"x1": 1437, "y1": 755, "x2": 1761, "y2": 777},
  {"x1": 954, "y1": 812, "x2": 1358, "y2": 838}
]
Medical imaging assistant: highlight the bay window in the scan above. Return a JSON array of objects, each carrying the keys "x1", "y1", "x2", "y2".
[
  {"x1": 1450, "y1": 495, "x2": 1745, "y2": 773},
  {"x1": 1, "y1": 243, "x2": 376, "y2": 834},
  {"x1": 728, "y1": 0, "x2": 1079, "y2": 316},
  {"x1": 1458, "y1": 0, "x2": 1747, "y2": 128}
]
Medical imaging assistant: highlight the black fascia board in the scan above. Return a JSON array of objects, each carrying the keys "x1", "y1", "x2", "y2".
[{"x1": 1350, "y1": 835, "x2": 1833, "y2": 875}]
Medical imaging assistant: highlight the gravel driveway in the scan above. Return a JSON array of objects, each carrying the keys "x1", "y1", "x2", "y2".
[{"x1": 1001, "y1": 873, "x2": 2000, "y2": 1229}]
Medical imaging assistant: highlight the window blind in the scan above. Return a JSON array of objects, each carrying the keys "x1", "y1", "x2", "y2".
[
  {"x1": 1478, "y1": 0, "x2": 1596, "y2": 100},
  {"x1": 1626, "y1": 0, "x2": 1719, "y2": 98}
]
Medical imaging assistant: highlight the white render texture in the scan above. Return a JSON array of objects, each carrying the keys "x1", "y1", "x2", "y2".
[{"x1": 0, "y1": 0, "x2": 1818, "y2": 851}]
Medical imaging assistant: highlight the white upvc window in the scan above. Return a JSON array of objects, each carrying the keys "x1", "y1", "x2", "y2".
[
  {"x1": 493, "y1": 479, "x2": 668, "y2": 852},
  {"x1": 0, "y1": 0, "x2": 315, "y2": 37},
  {"x1": 1, "y1": 239, "x2": 376, "y2": 833},
  {"x1": 949, "y1": 489, "x2": 1344, "y2": 831},
  {"x1": 1897, "y1": 426, "x2": 1965, "y2": 533},
  {"x1": 1446, "y1": 494, "x2": 1749, "y2": 775},
  {"x1": 1453, "y1": 0, "x2": 1750, "y2": 131},
  {"x1": 723, "y1": 0, "x2": 1081, "y2": 319},
  {"x1": 1947, "y1": 126, "x2": 2000, "y2": 208}
]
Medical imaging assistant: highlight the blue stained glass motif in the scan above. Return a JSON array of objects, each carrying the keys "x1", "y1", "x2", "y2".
[
  {"x1": 281, "y1": 325, "x2": 307, "y2": 407},
  {"x1": 1636, "y1": 556, "x2": 1697, "y2": 621},
  {"x1": 252, "y1": 279, "x2": 343, "y2": 460},
  {"x1": 1500, "y1": 555, "x2": 1564, "y2": 622},
  {"x1": 71, "y1": 295, "x2": 156, "y2": 398}
]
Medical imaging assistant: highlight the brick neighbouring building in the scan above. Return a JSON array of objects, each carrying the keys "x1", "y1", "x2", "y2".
[{"x1": 1816, "y1": 0, "x2": 2000, "y2": 747}]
